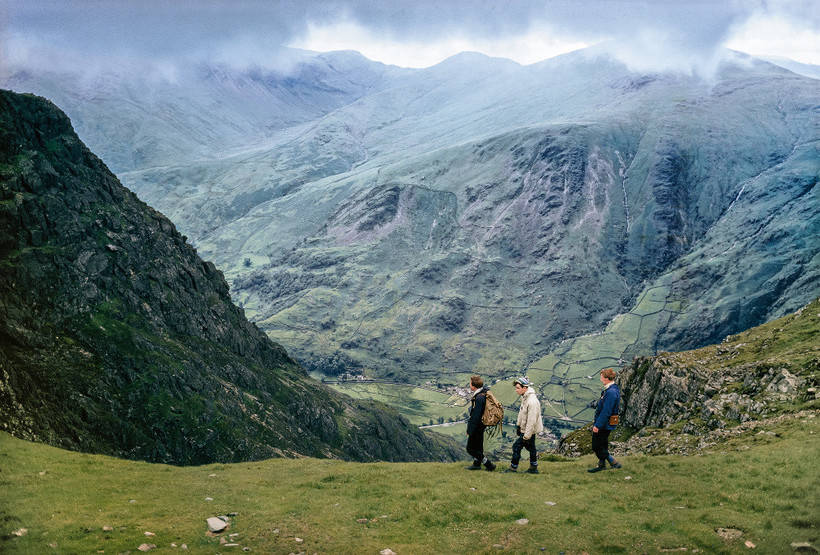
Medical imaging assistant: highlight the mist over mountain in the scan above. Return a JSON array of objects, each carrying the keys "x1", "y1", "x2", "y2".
[{"x1": 4, "y1": 47, "x2": 817, "y2": 427}]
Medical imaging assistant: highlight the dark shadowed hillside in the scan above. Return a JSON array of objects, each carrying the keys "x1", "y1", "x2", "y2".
[{"x1": 0, "y1": 89, "x2": 460, "y2": 464}]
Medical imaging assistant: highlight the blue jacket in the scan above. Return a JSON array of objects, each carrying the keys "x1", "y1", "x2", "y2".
[{"x1": 594, "y1": 383, "x2": 620, "y2": 431}]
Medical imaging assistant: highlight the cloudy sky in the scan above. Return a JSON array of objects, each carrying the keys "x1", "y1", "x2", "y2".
[{"x1": 3, "y1": 0, "x2": 819, "y2": 74}]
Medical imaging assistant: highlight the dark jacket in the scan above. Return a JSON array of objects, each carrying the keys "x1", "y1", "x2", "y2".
[
  {"x1": 467, "y1": 386, "x2": 489, "y2": 436},
  {"x1": 594, "y1": 383, "x2": 621, "y2": 431}
]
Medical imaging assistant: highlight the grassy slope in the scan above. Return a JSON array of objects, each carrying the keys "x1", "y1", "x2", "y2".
[{"x1": 3, "y1": 413, "x2": 818, "y2": 554}]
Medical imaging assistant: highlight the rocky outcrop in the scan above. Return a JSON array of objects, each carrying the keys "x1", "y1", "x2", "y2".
[
  {"x1": 0, "y1": 89, "x2": 460, "y2": 464},
  {"x1": 619, "y1": 301, "x2": 818, "y2": 434},
  {"x1": 558, "y1": 299, "x2": 819, "y2": 456}
]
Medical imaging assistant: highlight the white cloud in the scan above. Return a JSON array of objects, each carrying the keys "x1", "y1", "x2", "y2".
[
  {"x1": 726, "y1": 14, "x2": 820, "y2": 64},
  {"x1": 289, "y1": 19, "x2": 590, "y2": 67}
]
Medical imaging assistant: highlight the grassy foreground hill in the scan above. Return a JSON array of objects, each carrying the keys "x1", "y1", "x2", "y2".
[{"x1": 2, "y1": 413, "x2": 818, "y2": 554}]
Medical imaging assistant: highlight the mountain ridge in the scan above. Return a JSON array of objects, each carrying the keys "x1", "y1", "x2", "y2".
[{"x1": 4, "y1": 48, "x2": 817, "y2": 430}]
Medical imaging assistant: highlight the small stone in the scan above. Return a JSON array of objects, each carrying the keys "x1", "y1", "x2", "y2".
[
  {"x1": 11, "y1": 528, "x2": 27, "y2": 537},
  {"x1": 209, "y1": 473, "x2": 217, "y2": 477},
  {"x1": 516, "y1": 518, "x2": 529, "y2": 525},
  {"x1": 294, "y1": 537, "x2": 304, "y2": 543},
  {"x1": 380, "y1": 515, "x2": 389, "y2": 519},
  {"x1": 171, "y1": 544, "x2": 177, "y2": 547},
  {"x1": 137, "y1": 544, "x2": 156, "y2": 552},
  {"x1": 356, "y1": 518, "x2": 368, "y2": 523},
  {"x1": 225, "y1": 544, "x2": 240, "y2": 547},
  {"x1": 229, "y1": 533, "x2": 240, "y2": 537},
  {"x1": 206, "y1": 517, "x2": 228, "y2": 533},
  {"x1": 544, "y1": 501, "x2": 557, "y2": 506},
  {"x1": 624, "y1": 476, "x2": 632, "y2": 480},
  {"x1": 48, "y1": 543, "x2": 57, "y2": 548},
  {"x1": 205, "y1": 497, "x2": 213, "y2": 501},
  {"x1": 745, "y1": 541, "x2": 756, "y2": 548},
  {"x1": 103, "y1": 526, "x2": 114, "y2": 532},
  {"x1": 272, "y1": 529, "x2": 280, "y2": 534},
  {"x1": 228, "y1": 512, "x2": 239, "y2": 517},
  {"x1": 181, "y1": 544, "x2": 188, "y2": 550},
  {"x1": 791, "y1": 542, "x2": 818, "y2": 553},
  {"x1": 380, "y1": 550, "x2": 397, "y2": 555},
  {"x1": 39, "y1": 471, "x2": 47, "y2": 476},
  {"x1": 144, "y1": 532, "x2": 155, "y2": 536},
  {"x1": 129, "y1": 500, "x2": 137, "y2": 504},
  {"x1": 220, "y1": 537, "x2": 228, "y2": 545},
  {"x1": 470, "y1": 487, "x2": 476, "y2": 491}
]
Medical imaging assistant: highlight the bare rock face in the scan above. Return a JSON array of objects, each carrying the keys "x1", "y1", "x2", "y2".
[{"x1": 619, "y1": 358, "x2": 810, "y2": 433}]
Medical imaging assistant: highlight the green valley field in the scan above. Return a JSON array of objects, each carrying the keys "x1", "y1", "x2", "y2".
[{"x1": 2, "y1": 411, "x2": 818, "y2": 554}]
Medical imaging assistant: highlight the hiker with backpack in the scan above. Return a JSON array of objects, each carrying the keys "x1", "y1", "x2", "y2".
[
  {"x1": 505, "y1": 377, "x2": 543, "y2": 474},
  {"x1": 588, "y1": 367, "x2": 623, "y2": 473},
  {"x1": 465, "y1": 375, "x2": 497, "y2": 471}
]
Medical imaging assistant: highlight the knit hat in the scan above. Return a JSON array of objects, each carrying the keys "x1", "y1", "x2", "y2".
[{"x1": 514, "y1": 377, "x2": 531, "y2": 387}]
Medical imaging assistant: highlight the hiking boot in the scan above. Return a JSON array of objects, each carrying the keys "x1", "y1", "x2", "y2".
[
  {"x1": 610, "y1": 460, "x2": 622, "y2": 469},
  {"x1": 526, "y1": 467, "x2": 539, "y2": 474},
  {"x1": 503, "y1": 467, "x2": 518, "y2": 473},
  {"x1": 466, "y1": 462, "x2": 482, "y2": 470},
  {"x1": 484, "y1": 461, "x2": 496, "y2": 472},
  {"x1": 587, "y1": 460, "x2": 607, "y2": 473}
]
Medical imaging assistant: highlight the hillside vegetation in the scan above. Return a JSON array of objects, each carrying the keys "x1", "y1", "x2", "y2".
[{"x1": 2, "y1": 412, "x2": 818, "y2": 554}]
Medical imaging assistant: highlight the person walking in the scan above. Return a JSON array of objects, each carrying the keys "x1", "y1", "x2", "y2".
[
  {"x1": 505, "y1": 377, "x2": 543, "y2": 473},
  {"x1": 466, "y1": 375, "x2": 496, "y2": 471},
  {"x1": 588, "y1": 368, "x2": 622, "y2": 473}
]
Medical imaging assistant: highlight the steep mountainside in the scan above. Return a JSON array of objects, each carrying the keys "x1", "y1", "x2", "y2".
[
  {"x1": 5, "y1": 49, "x2": 818, "y2": 429},
  {"x1": 0, "y1": 89, "x2": 460, "y2": 464},
  {"x1": 224, "y1": 53, "x2": 818, "y2": 385}
]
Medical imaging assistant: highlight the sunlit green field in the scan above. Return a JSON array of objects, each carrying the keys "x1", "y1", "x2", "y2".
[{"x1": 3, "y1": 411, "x2": 818, "y2": 554}]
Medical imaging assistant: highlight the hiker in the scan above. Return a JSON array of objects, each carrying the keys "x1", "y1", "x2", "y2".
[
  {"x1": 465, "y1": 375, "x2": 496, "y2": 471},
  {"x1": 505, "y1": 377, "x2": 543, "y2": 474},
  {"x1": 588, "y1": 367, "x2": 622, "y2": 473}
]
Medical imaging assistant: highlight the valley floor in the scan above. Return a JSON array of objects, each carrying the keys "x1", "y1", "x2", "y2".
[{"x1": 1, "y1": 412, "x2": 818, "y2": 554}]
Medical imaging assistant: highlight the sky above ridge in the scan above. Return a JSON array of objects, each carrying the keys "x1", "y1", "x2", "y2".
[{"x1": 2, "y1": 0, "x2": 819, "y2": 75}]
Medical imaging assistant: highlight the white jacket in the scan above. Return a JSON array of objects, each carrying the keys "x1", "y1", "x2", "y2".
[{"x1": 517, "y1": 388, "x2": 544, "y2": 440}]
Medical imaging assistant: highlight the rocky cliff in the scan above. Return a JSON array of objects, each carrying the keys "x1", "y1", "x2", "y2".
[
  {"x1": 559, "y1": 298, "x2": 819, "y2": 456},
  {"x1": 0, "y1": 89, "x2": 460, "y2": 464}
]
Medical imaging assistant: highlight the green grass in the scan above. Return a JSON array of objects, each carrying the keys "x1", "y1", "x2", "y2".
[
  {"x1": 2, "y1": 412, "x2": 818, "y2": 554},
  {"x1": 329, "y1": 382, "x2": 468, "y2": 425}
]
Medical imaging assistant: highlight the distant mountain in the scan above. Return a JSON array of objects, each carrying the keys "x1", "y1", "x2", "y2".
[
  {"x1": 5, "y1": 49, "x2": 817, "y2": 416},
  {"x1": 0, "y1": 89, "x2": 460, "y2": 464},
  {"x1": 2, "y1": 50, "x2": 408, "y2": 173}
]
